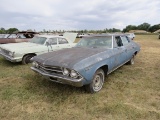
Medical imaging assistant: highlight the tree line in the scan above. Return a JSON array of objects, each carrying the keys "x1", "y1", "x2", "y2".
[
  {"x1": 0, "y1": 28, "x2": 18, "y2": 34},
  {"x1": 1, "y1": 22, "x2": 160, "y2": 34},
  {"x1": 123, "y1": 23, "x2": 160, "y2": 33}
]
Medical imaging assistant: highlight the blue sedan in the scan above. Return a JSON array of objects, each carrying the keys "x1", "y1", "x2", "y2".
[{"x1": 31, "y1": 34, "x2": 140, "y2": 93}]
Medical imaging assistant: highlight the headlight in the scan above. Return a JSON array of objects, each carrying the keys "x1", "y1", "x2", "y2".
[
  {"x1": 8, "y1": 51, "x2": 14, "y2": 57},
  {"x1": 63, "y1": 68, "x2": 69, "y2": 76},
  {"x1": 70, "y1": 70, "x2": 78, "y2": 78},
  {"x1": 62, "y1": 67, "x2": 82, "y2": 79},
  {"x1": 32, "y1": 61, "x2": 39, "y2": 68}
]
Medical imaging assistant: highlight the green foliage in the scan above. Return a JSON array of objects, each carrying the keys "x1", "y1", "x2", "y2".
[
  {"x1": 0, "y1": 28, "x2": 6, "y2": 34},
  {"x1": 137, "y1": 23, "x2": 151, "y2": 31},
  {"x1": 107, "y1": 28, "x2": 121, "y2": 33},
  {"x1": 6, "y1": 28, "x2": 19, "y2": 34},
  {"x1": 148, "y1": 24, "x2": 160, "y2": 32},
  {"x1": 71, "y1": 28, "x2": 121, "y2": 34},
  {"x1": 123, "y1": 22, "x2": 160, "y2": 33},
  {"x1": 0, "y1": 27, "x2": 19, "y2": 34},
  {"x1": 123, "y1": 25, "x2": 137, "y2": 32},
  {"x1": 1, "y1": 22, "x2": 160, "y2": 34}
]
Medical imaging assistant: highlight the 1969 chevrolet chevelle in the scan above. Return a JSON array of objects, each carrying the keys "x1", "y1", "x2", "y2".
[{"x1": 31, "y1": 34, "x2": 140, "y2": 93}]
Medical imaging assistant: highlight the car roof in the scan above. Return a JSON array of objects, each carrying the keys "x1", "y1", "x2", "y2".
[{"x1": 34, "y1": 35, "x2": 65, "y2": 39}]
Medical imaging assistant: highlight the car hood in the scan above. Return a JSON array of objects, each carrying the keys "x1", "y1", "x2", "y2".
[
  {"x1": 0, "y1": 42, "x2": 44, "y2": 52},
  {"x1": 33, "y1": 47, "x2": 110, "y2": 69}
]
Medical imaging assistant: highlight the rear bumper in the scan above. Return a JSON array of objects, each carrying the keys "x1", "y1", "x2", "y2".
[
  {"x1": 0, "y1": 52, "x2": 21, "y2": 62},
  {"x1": 31, "y1": 67, "x2": 84, "y2": 87}
]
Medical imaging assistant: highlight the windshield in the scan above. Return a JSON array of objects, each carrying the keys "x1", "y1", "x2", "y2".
[
  {"x1": 29, "y1": 37, "x2": 47, "y2": 45},
  {"x1": 76, "y1": 36, "x2": 112, "y2": 48}
]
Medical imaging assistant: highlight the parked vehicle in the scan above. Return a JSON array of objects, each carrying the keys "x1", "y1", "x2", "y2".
[
  {"x1": 77, "y1": 33, "x2": 90, "y2": 38},
  {"x1": 31, "y1": 34, "x2": 140, "y2": 93},
  {"x1": 0, "y1": 34, "x2": 9, "y2": 38},
  {"x1": 0, "y1": 31, "x2": 38, "y2": 44},
  {"x1": 125, "y1": 33, "x2": 135, "y2": 40},
  {"x1": 0, "y1": 33, "x2": 77, "y2": 64}
]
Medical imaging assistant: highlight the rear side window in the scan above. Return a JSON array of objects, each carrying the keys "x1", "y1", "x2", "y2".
[
  {"x1": 48, "y1": 38, "x2": 57, "y2": 45},
  {"x1": 115, "y1": 36, "x2": 123, "y2": 47},
  {"x1": 58, "y1": 38, "x2": 68, "y2": 44},
  {"x1": 126, "y1": 36, "x2": 131, "y2": 41},
  {"x1": 121, "y1": 36, "x2": 129, "y2": 46}
]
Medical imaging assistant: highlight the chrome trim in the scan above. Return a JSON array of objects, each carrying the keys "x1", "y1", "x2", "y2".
[
  {"x1": 108, "y1": 59, "x2": 130, "y2": 75},
  {"x1": 1, "y1": 48, "x2": 9, "y2": 55},
  {"x1": 31, "y1": 67, "x2": 84, "y2": 87},
  {"x1": 0, "y1": 52, "x2": 21, "y2": 62},
  {"x1": 38, "y1": 64, "x2": 63, "y2": 73}
]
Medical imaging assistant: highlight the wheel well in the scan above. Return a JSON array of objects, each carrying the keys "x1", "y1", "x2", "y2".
[
  {"x1": 134, "y1": 51, "x2": 138, "y2": 56},
  {"x1": 23, "y1": 53, "x2": 36, "y2": 58},
  {"x1": 99, "y1": 65, "x2": 108, "y2": 76}
]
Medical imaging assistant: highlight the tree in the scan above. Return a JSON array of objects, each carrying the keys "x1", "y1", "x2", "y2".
[
  {"x1": 123, "y1": 25, "x2": 137, "y2": 32},
  {"x1": 107, "y1": 28, "x2": 121, "y2": 33},
  {"x1": 137, "y1": 22, "x2": 151, "y2": 31},
  {"x1": 6, "y1": 28, "x2": 19, "y2": 34},
  {"x1": 148, "y1": 24, "x2": 160, "y2": 33},
  {"x1": 0, "y1": 27, "x2": 6, "y2": 34}
]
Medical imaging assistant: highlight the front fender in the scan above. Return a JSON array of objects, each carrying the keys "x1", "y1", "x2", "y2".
[{"x1": 78, "y1": 59, "x2": 110, "y2": 85}]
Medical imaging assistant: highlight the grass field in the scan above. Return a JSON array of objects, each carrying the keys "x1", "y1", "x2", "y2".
[{"x1": 0, "y1": 35, "x2": 160, "y2": 120}]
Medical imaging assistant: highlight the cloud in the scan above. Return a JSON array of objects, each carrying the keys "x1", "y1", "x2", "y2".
[{"x1": 0, "y1": 0, "x2": 160, "y2": 31}]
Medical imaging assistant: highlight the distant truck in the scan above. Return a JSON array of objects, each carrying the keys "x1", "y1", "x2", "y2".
[{"x1": 0, "y1": 31, "x2": 38, "y2": 44}]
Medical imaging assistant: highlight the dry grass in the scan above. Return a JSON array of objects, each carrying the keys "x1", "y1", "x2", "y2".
[{"x1": 0, "y1": 35, "x2": 160, "y2": 120}]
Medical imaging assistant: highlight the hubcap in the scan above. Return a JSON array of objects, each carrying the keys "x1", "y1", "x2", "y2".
[
  {"x1": 26, "y1": 56, "x2": 32, "y2": 64},
  {"x1": 131, "y1": 57, "x2": 134, "y2": 64},
  {"x1": 93, "y1": 73, "x2": 104, "y2": 91}
]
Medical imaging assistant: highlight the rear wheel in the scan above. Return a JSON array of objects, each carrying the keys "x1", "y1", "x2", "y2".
[
  {"x1": 128, "y1": 55, "x2": 135, "y2": 65},
  {"x1": 22, "y1": 54, "x2": 35, "y2": 64},
  {"x1": 85, "y1": 69, "x2": 105, "y2": 93}
]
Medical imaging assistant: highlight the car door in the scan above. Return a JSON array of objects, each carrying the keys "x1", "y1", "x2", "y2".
[
  {"x1": 120, "y1": 36, "x2": 135, "y2": 61},
  {"x1": 112, "y1": 36, "x2": 128, "y2": 69},
  {"x1": 47, "y1": 38, "x2": 58, "y2": 51}
]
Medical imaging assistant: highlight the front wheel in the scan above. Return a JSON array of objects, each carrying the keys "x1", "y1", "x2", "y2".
[
  {"x1": 128, "y1": 55, "x2": 135, "y2": 65},
  {"x1": 22, "y1": 54, "x2": 35, "y2": 64},
  {"x1": 85, "y1": 69, "x2": 105, "y2": 93}
]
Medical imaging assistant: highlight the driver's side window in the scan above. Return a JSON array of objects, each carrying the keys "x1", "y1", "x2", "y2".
[
  {"x1": 48, "y1": 38, "x2": 57, "y2": 45},
  {"x1": 121, "y1": 36, "x2": 129, "y2": 46},
  {"x1": 115, "y1": 36, "x2": 123, "y2": 47},
  {"x1": 58, "y1": 38, "x2": 68, "y2": 44}
]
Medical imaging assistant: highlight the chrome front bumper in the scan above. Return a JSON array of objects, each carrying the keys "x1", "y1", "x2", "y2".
[
  {"x1": 0, "y1": 52, "x2": 21, "y2": 62},
  {"x1": 31, "y1": 67, "x2": 84, "y2": 87}
]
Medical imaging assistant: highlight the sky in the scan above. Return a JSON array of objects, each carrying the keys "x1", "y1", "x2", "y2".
[{"x1": 0, "y1": 0, "x2": 160, "y2": 31}]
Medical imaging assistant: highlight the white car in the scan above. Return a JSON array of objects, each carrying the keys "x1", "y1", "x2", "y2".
[
  {"x1": 0, "y1": 33, "x2": 77, "y2": 64},
  {"x1": 125, "y1": 33, "x2": 135, "y2": 40}
]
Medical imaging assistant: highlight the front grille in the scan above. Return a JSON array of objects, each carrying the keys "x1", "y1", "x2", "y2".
[
  {"x1": 38, "y1": 64, "x2": 63, "y2": 75},
  {"x1": 1, "y1": 48, "x2": 9, "y2": 55}
]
